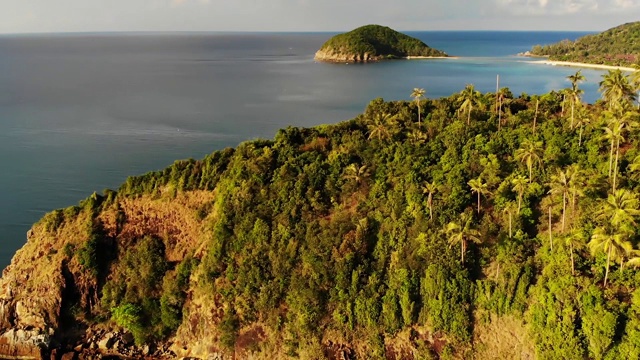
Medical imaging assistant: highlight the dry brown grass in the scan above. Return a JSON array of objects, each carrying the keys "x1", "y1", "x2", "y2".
[
  {"x1": 472, "y1": 313, "x2": 535, "y2": 360},
  {"x1": 100, "y1": 189, "x2": 215, "y2": 262}
]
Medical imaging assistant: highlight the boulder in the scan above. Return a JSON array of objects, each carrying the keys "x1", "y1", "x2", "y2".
[
  {"x1": 60, "y1": 351, "x2": 76, "y2": 360},
  {"x1": 97, "y1": 333, "x2": 115, "y2": 351}
]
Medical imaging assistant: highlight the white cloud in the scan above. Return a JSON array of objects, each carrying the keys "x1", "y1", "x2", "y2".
[{"x1": 495, "y1": 0, "x2": 639, "y2": 15}]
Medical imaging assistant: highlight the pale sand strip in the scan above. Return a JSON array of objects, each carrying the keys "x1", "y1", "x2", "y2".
[
  {"x1": 406, "y1": 56, "x2": 459, "y2": 60},
  {"x1": 529, "y1": 60, "x2": 636, "y2": 72}
]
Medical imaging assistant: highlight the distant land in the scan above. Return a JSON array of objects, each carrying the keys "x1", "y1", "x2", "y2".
[
  {"x1": 314, "y1": 24, "x2": 448, "y2": 63},
  {"x1": 528, "y1": 21, "x2": 640, "y2": 67}
]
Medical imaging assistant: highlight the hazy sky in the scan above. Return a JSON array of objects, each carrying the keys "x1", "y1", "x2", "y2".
[{"x1": 1, "y1": 0, "x2": 639, "y2": 33}]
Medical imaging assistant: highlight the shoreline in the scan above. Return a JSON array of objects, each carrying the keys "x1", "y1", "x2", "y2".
[
  {"x1": 406, "y1": 56, "x2": 459, "y2": 60},
  {"x1": 528, "y1": 60, "x2": 636, "y2": 72}
]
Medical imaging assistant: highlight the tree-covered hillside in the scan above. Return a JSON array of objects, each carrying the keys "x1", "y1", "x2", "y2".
[
  {"x1": 315, "y1": 25, "x2": 447, "y2": 62},
  {"x1": 530, "y1": 21, "x2": 640, "y2": 66},
  {"x1": 4, "y1": 70, "x2": 640, "y2": 359}
]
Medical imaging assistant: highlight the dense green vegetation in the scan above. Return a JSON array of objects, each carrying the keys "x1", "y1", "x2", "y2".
[
  {"x1": 316, "y1": 24, "x2": 447, "y2": 61},
  {"x1": 43, "y1": 67, "x2": 640, "y2": 358},
  {"x1": 530, "y1": 21, "x2": 640, "y2": 66}
]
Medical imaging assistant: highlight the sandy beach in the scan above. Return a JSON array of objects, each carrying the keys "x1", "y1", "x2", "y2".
[
  {"x1": 406, "y1": 56, "x2": 459, "y2": 60},
  {"x1": 529, "y1": 60, "x2": 636, "y2": 72}
]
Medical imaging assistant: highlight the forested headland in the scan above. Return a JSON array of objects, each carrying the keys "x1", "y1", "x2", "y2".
[
  {"x1": 3, "y1": 70, "x2": 640, "y2": 359},
  {"x1": 530, "y1": 21, "x2": 640, "y2": 67}
]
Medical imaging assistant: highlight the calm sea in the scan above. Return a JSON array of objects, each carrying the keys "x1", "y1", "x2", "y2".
[{"x1": 0, "y1": 31, "x2": 604, "y2": 269}]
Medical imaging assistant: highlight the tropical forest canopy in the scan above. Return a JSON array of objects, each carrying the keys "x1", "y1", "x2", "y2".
[
  {"x1": 33, "y1": 67, "x2": 640, "y2": 359},
  {"x1": 530, "y1": 21, "x2": 640, "y2": 66}
]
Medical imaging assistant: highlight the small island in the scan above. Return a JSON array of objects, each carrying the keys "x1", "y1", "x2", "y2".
[
  {"x1": 528, "y1": 21, "x2": 640, "y2": 68},
  {"x1": 315, "y1": 24, "x2": 448, "y2": 63}
]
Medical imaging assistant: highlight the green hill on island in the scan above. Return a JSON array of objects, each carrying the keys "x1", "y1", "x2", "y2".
[
  {"x1": 315, "y1": 24, "x2": 448, "y2": 62},
  {"x1": 529, "y1": 21, "x2": 640, "y2": 66}
]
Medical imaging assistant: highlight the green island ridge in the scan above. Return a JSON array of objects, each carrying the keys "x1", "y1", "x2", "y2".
[
  {"x1": 314, "y1": 25, "x2": 448, "y2": 63},
  {"x1": 3, "y1": 70, "x2": 640, "y2": 359},
  {"x1": 529, "y1": 21, "x2": 640, "y2": 67}
]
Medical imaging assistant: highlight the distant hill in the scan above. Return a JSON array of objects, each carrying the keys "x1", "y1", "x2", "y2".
[
  {"x1": 315, "y1": 24, "x2": 448, "y2": 63},
  {"x1": 529, "y1": 21, "x2": 640, "y2": 66}
]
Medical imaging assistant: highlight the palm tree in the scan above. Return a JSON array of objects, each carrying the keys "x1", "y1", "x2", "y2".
[
  {"x1": 574, "y1": 107, "x2": 592, "y2": 147},
  {"x1": 596, "y1": 189, "x2": 640, "y2": 231},
  {"x1": 627, "y1": 250, "x2": 640, "y2": 270},
  {"x1": 599, "y1": 69, "x2": 636, "y2": 110},
  {"x1": 408, "y1": 128, "x2": 427, "y2": 145},
  {"x1": 496, "y1": 87, "x2": 509, "y2": 129},
  {"x1": 589, "y1": 225, "x2": 632, "y2": 287},
  {"x1": 566, "y1": 164, "x2": 585, "y2": 216},
  {"x1": 457, "y1": 84, "x2": 482, "y2": 125},
  {"x1": 567, "y1": 87, "x2": 584, "y2": 129},
  {"x1": 629, "y1": 154, "x2": 640, "y2": 176},
  {"x1": 511, "y1": 175, "x2": 529, "y2": 213},
  {"x1": 344, "y1": 163, "x2": 370, "y2": 186},
  {"x1": 443, "y1": 212, "x2": 482, "y2": 265},
  {"x1": 631, "y1": 64, "x2": 640, "y2": 108},
  {"x1": 366, "y1": 112, "x2": 395, "y2": 141},
  {"x1": 502, "y1": 202, "x2": 517, "y2": 239},
  {"x1": 411, "y1": 88, "x2": 426, "y2": 126},
  {"x1": 603, "y1": 109, "x2": 639, "y2": 192},
  {"x1": 548, "y1": 168, "x2": 571, "y2": 232},
  {"x1": 564, "y1": 228, "x2": 585, "y2": 276},
  {"x1": 602, "y1": 118, "x2": 624, "y2": 181},
  {"x1": 422, "y1": 181, "x2": 438, "y2": 221},
  {"x1": 468, "y1": 177, "x2": 490, "y2": 214},
  {"x1": 567, "y1": 70, "x2": 586, "y2": 128},
  {"x1": 515, "y1": 139, "x2": 544, "y2": 183},
  {"x1": 568, "y1": 70, "x2": 586, "y2": 91}
]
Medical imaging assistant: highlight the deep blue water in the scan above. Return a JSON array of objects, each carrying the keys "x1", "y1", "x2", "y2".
[{"x1": 0, "y1": 31, "x2": 609, "y2": 269}]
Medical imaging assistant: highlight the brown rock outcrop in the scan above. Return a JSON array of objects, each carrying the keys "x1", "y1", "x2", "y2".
[{"x1": 314, "y1": 49, "x2": 379, "y2": 63}]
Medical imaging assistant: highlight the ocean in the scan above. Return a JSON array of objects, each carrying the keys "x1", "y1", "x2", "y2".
[{"x1": 0, "y1": 31, "x2": 605, "y2": 269}]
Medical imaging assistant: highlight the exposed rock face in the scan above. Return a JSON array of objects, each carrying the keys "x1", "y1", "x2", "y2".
[
  {"x1": 0, "y1": 191, "x2": 214, "y2": 359},
  {"x1": 0, "y1": 329, "x2": 49, "y2": 359},
  {"x1": 0, "y1": 218, "x2": 67, "y2": 359},
  {"x1": 314, "y1": 49, "x2": 378, "y2": 63}
]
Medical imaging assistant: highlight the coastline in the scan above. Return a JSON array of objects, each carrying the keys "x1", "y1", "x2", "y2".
[
  {"x1": 528, "y1": 60, "x2": 636, "y2": 72},
  {"x1": 406, "y1": 56, "x2": 459, "y2": 60}
]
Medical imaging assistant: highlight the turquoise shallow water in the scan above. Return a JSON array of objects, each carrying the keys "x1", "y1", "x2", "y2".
[{"x1": 0, "y1": 31, "x2": 613, "y2": 268}]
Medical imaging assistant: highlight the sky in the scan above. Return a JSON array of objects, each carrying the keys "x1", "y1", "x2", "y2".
[{"x1": 1, "y1": 0, "x2": 639, "y2": 34}]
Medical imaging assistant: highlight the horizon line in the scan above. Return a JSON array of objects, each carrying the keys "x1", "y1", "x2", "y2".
[{"x1": 0, "y1": 29, "x2": 598, "y2": 36}]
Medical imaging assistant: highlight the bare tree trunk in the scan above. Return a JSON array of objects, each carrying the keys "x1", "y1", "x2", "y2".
[
  {"x1": 613, "y1": 138, "x2": 620, "y2": 192},
  {"x1": 509, "y1": 212, "x2": 512, "y2": 238},
  {"x1": 562, "y1": 192, "x2": 566, "y2": 232},
  {"x1": 570, "y1": 101, "x2": 575, "y2": 129},
  {"x1": 533, "y1": 100, "x2": 539, "y2": 133},
  {"x1": 604, "y1": 246, "x2": 611, "y2": 287},
  {"x1": 570, "y1": 241, "x2": 575, "y2": 276},
  {"x1": 498, "y1": 97, "x2": 503, "y2": 130},
  {"x1": 609, "y1": 140, "x2": 615, "y2": 178},
  {"x1": 579, "y1": 126, "x2": 583, "y2": 147},
  {"x1": 518, "y1": 193, "x2": 522, "y2": 213},
  {"x1": 549, "y1": 206, "x2": 553, "y2": 252},
  {"x1": 496, "y1": 74, "x2": 500, "y2": 112}
]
